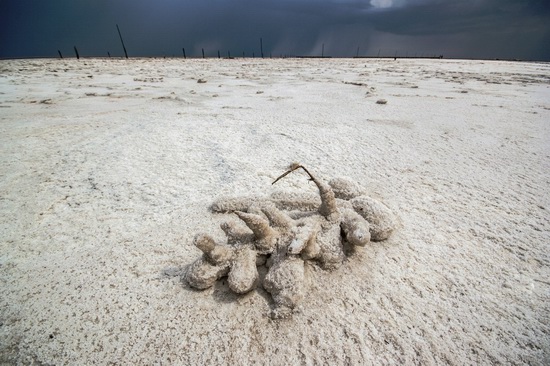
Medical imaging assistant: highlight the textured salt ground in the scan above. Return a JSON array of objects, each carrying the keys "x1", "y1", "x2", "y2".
[{"x1": 0, "y1": 58, "x2": 549, "y2": 365}]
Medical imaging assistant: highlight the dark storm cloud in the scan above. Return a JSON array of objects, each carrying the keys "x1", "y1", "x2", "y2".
[
  {"x1": 368, "y1": 0, "x2": 549, "y2": 35},
  {"x1": 1, "y1": 0, "x2": 549, "y2": 60},
  {"x1": 363, "y1": 0, "x2": 550, "y2": 59}
]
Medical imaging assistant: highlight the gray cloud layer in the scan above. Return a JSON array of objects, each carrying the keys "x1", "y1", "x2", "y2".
[{"x1": 1, "y1": 0, "x2": 549, "y2": 60}]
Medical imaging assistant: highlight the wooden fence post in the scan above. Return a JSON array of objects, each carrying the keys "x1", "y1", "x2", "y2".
[
  {"x1": 260, "y1": 38, "x2": 264, "y2": 58},
  {"x1": 116, "y1": 24, "x2": 129, "y2": 59}
]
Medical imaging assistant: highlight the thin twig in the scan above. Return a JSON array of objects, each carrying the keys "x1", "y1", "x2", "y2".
[
  {"x1": 298, "y1": 165, "x2": 315, "y2": 181},
  {"x1": 272, "y1": 163, "x2": 301, "y2": 185},
  {"x1": 271, "y1": 163, "x2": 338, "y2": 219}
]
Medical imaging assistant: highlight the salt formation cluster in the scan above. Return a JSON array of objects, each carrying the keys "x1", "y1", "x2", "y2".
[{"x1": 184, "y1": 164, "x2": 396, "y2": 318}]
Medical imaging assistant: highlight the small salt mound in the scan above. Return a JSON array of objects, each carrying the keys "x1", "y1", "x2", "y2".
[
  {"x1": 329, "y1": 177, "x2": 366, "y2": 200},
  {"x1": 351, "y1": 196, "x2": 396, "y2": 241}
]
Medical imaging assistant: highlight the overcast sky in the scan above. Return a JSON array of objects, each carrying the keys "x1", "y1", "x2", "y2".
[{"x1": 1, "y1": 0, "x2": 549, "y2": 60}]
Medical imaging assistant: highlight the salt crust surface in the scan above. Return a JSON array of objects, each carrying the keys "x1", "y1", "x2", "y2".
[{"x1": 0, "y1": 58, "x2": 549, "y2": 364}]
